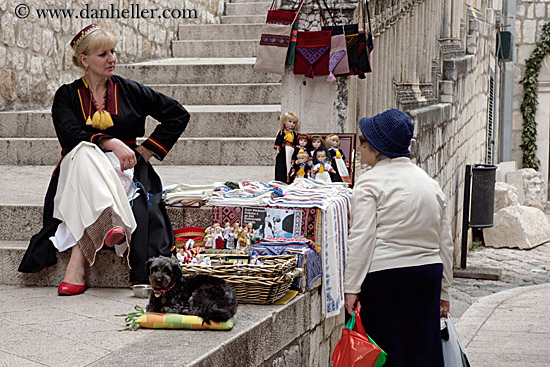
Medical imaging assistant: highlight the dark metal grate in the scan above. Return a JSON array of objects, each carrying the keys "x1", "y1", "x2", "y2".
[{"x1": 486, "y1": 74, "x2": 495, "y2": 164}]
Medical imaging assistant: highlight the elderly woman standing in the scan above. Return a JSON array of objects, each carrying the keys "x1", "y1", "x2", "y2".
[
  {"x1": 344, "y1": 109, "x2": 453, "y2": 366},
  {"x1": 18, "y1": 24, "x2": 190, "y2": 295}
]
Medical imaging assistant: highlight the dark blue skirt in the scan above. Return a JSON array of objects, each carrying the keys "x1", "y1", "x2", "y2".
[{"x1": 358, "y1": 263, "x2": 444, "y2": 367}]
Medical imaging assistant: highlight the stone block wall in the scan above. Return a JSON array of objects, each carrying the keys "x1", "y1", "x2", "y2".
[
  {"x1": 409, "y1": 4, "x2": 497, "y2": 257},
  {"x1": 513, "y1": 1, "x2": 550, "y2": 167},
  {"x1": 0, "y1": 0, "x2": 223, "y2": 110},
  {"x1": 259, "y1": 283, "x2": 345, "y2": 367}
]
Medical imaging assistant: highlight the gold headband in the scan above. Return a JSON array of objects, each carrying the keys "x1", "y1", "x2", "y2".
[{"x1": 70, "y1": 24, "x2": 100, "y2": 50}]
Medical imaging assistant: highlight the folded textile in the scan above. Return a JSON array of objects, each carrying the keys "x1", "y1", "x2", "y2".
[
  {"x1": 249, "y1": 238, "x2": 322, "y2": 291},
  {"x1": 207, "y1": 181, "x2": 281, "y2": 207},
  {"x1": 163, "y1": 183, "x2": 218, "y2": 205}
]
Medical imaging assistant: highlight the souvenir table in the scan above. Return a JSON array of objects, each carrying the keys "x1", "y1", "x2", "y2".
[{"x1": 164, "y1": 178, "x2": 352, "y2": 318}]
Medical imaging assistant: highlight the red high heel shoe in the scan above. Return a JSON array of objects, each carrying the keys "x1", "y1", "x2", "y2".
[
  {"x1": 58, "y1": 281, "x2": 88, "y2": 296},
  {"x1": 105, "y1": 227, "x2": 125, "y2": 247}
]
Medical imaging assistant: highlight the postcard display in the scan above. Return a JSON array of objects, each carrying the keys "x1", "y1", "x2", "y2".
[{"x1": 210, "y1": 181, "x2": 351, "y2": 318}]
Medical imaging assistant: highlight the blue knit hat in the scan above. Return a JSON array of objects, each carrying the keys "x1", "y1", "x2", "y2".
[{"x1": 358, "y1": 109, "x2": 414, "y2": 158}]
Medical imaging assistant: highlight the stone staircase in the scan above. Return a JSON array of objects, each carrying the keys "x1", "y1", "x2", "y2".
[{"x1": 0, "y1": 0, "x2": 279, "y2": 287}]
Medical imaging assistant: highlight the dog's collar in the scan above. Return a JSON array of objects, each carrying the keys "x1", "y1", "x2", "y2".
[{"x1": 152, "y1": 282, "x2": 176, "y2": 297}]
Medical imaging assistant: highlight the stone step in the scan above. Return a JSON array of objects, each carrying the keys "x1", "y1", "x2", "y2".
[
  {"x1": 230, "y1": 0, "x2": 267, "y2": 3},
  {"x1": 225, "y1": 2, "x2": 270, "y2": 16},
  {"x1": 178, "y1": 23, "x2": 263, "y2": 41},
  {"x1": 222, "y1": 15, "x2": 265, "y2": 24},
  {"x1": 151, "y1": 83, "x2": 280, "y2": 105},
  {"x1": 0, "y1": 137, "x2": 275, "y2": 166},
  {"x1": 0, "y1": 164, "x2": 273, "y2": 242},
  {"x1": 0, "y1": 105, "x2": 280, "y2": 138},
  {"x1": 116, "y1": 58, "x2": 279, "y2": 84},
  {"x1": 0, "y1": 206, "x2": 212, "y2": 243},
  {"x1": 0, "y1": 240, "x2": 131, "y2": 287},
  {"x1": 172, "y1": 40, "x2": 258, "y2": 58}
]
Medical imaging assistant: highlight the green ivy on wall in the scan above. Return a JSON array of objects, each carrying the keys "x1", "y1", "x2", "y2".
[{"x1": 520, "y1": 22, "x2": 550, "y2": 171}]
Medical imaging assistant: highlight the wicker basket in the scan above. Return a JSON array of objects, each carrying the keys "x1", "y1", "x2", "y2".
[{"x1": 180, "y1": 254, "x2": 301, "y2": 304}]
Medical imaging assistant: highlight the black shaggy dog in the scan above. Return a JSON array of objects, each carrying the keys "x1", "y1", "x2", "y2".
[{"x1": 145, "y1": 256, "x2": 238, "y2": 324}]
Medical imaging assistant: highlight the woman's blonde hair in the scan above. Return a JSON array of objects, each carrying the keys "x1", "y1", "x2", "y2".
[
  {"x1": 325, "y1": 134, "x2": 340, "y2": 148},
  {"x1": 72, "y1": 28, "x2": 118, "y2": 69},
  {"x1": 279, "y1": 112, "x2": 300, "y2": 131},
  {"x1": 296, "y1": 151, "x2": 309, "y2": 160}
]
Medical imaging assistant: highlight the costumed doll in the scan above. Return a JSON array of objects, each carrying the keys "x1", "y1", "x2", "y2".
[
  {"x1": 310, "y1": 135, "x2": 325, "y2": 159},
  {"x1": 274, "y1": 112, "x2": 299, "y2": 183},
  {"x1": 223, "y1": 222, "x2": 231, "y2": 244},
  {"x1": 246, "y1": 223, "x2": 254, "y2": 247},
  {"x1": 326, "y1": 134, "x2": 351, "y2": 184},
  {"x1": 236, "y1": 226, "x2": 248, "y2": 249},
  {"x1": 204, "y1": 227, "x2": 215, "y2": 248},
  {"x1": 289, "y1": 150, "x2": 312, "y2": 183},
  {"x1": 310, "y1": 135, "x2": 325, "y2": 166},
  {"x1": 212, "y1": 221, "x2": 225, "y2": 249},
  {"x1": 312, "y1": 147, "x2": 336, "y2": 183},
  {"x1": 225, "y1": 226, "x2": 236, "y2": 250},
  {"x1": 291, "y1": 133, "x2": 311, "y2": 163}
]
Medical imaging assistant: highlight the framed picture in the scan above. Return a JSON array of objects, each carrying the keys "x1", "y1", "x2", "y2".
[
  {"x1": 308, "y1": 133, "x2": 357, "y2": 186},
  {"x1": 242, "y1": 207, "x2": 303, "y2": 239}
]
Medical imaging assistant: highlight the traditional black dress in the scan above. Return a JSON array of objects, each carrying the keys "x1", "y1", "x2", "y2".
[
  {"x1": 18, "y1": 75, "x2": 190, "y2": 283},
  {"x1": 274, "y1": 129, "x2": 297, "y2": 183},
  {"x1": 328, "y1": 147, "x2": 349, "y2": 183},
  {"x1": 288, "y1": 162, "x2": 311, "y2": 183}
]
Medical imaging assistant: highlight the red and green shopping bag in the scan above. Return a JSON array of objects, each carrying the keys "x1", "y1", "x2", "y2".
[{"x1": 332, "y1": 308, "x2": 387, "y2": 367}]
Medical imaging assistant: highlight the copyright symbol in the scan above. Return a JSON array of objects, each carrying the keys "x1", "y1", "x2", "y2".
[{"x1": 15, "y1": 4, "x2": 30, "y2": 19}]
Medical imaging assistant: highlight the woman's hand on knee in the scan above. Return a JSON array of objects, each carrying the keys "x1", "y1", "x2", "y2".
[
  {"x1": 345, "y1": 293, "x2": 361, "y2": 316},
  {"x1": 100, "y1": 138, "x2": 136, "y2": 170}
]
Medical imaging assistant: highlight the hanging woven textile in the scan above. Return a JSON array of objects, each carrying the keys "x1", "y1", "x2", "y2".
[
  {"x1": 294, "y1": 30, "x2": 332, "y2": 78},
  {"x1": 319, "y1": 0, "x2": 350, "y2": 80},
  {"x1": 254, "y1": 0, "x2": 304, "y2": 75}
]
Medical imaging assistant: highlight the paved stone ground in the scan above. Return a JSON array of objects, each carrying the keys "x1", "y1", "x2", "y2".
[
  {"x1": 456, "y1": 283, "x2": 550, "y2": 366},
  {"x1": 450, "y1": 241, "x2": 550, "y2": 319}
]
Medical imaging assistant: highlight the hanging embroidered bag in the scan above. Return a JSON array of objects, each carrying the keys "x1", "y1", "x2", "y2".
[
  {"x1": 354, "y1": 0, "x2": 374, "y2": 77},
  {"x1": 293, "y1": 0, "x2": 335, "y2": 78},
  {"x1": 286, "y1": 22, "x2": 300, "y2": 65},
  {"x1": 318, "y1": 0, "x2": 350, "y2": 80},
  {"x1": 293, "y1": 30, "x2": 332, "y2": 78},
  {"x1": 328, "y1": 30, "x2": 350, "y2": 80},
  {"x1": 340, "y1": 24, "x2": 360, "y2": 76},
  {"x1": 254, "y1": 0, "x2": 304, "y2": 75}
]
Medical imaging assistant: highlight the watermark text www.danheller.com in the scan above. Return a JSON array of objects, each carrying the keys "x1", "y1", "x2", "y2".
[{"x1": 14, "y1": 3, "x2": 199, "y2": 20}]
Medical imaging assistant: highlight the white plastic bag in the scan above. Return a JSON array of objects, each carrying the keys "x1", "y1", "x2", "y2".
[{"x1": 441, "y1": 316, "x2": 471, "y2": 367}]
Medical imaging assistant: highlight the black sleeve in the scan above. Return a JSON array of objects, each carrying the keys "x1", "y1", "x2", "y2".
[
  {"x1": 51, "y1": 85, "x2": 112, "y2": 152},
  {"x1": 274, "y1": 130, "x2": 283, "y2": 149},
  {"x1": 130, "y1": 81, "x2": 190, "y2": 161}
]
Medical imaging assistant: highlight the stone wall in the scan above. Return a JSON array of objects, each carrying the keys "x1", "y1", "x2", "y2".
[
  {"x1": 0, "y1": 0, "x2": 223, "y2": 110},
  {"x1": 259, "y1": 283, "x2": 345, "y2": 367},
  {"x1": 409, "y1": 4, "x2": 499, "y2": 256},
  {"x1": 512, "y1": 1, "x2": 550, "y2": 165}
]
